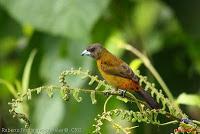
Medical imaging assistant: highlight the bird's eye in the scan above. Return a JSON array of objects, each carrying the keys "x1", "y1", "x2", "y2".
[{"x1": 90, "y1": 47, "x2": 95, "y2": 52}]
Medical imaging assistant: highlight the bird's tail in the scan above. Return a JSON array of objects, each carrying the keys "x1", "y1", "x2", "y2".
[{"x1": 137, "y1": 88, "x2": 160, "y2": 109}]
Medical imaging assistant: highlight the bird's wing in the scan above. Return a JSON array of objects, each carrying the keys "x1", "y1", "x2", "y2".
[{"x1": 100, "y1": 61, "x2": 139, "y2": 82}]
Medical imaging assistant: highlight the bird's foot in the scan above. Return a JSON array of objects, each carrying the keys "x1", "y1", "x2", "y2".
[
  {"x1": 181, "y1": 118, "x2": 192, "y2": 124},
  {"x1": 118, "y1": 89, "x2": 127, "y2": 97},
  {"x1": 104, "y1": 89, "x2": 117, "y2": 97},
  {"x1": 104, "y1": 91, "x2": 110, "y2": 96}
]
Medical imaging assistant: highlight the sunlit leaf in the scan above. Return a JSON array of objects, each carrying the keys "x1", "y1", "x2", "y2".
[
  {"x1": 22, "y1": 23, "x2": 34, "y2": 37},
  {"x1": 0, "y1": 37, "x2": 17, "y2": 58},
  {"x1": 132, "y1": 1, "x2": 161, "y2": 36},
  {"x1": 105, "y1": 31, "x2": 125, "y2": 57},
  {"x1": 32, "y1": 93, "x2": 64, "y2": 129},
  {"x1": 0, "y1": 0, "x2": 110, "y2": 39},
  {"x1": 129, "y1": 59, "x2": 143, "y2": 71},
  {"x1": 22, "y1": 49, "x2": 37, "y2": 93},
  {"x1": 176, "y1": 93, "x2": 200, "y2": 107}
]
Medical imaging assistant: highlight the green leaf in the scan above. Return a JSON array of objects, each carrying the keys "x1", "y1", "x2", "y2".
[
  {"x1": 105, "y1": 31, "x2": 125, "y2": 57},
  {"x1": 0, "y1": 79, "x2": 17, "y2": 98},
  {"x1": 0, "y1": 0, "x2": 110, "y2": 39},
  {"x1": 22, "y1": 23, "x2": 34, "y2": 37},
  {"x1": 32, "y1": 93, "x2": 64, "y2": 129},
  {"x1": 132, "y1": 1, "x2": 161, "y2": 36},
  {"x1": 22, "y1": 49, "x2": 37, "y2": 93},
  {"x1": 176, "y1": 93, "x2": 200, "y2": 107},
  {"x1": 0, "y1": 37, "x2": 17, "y2": 58},
  {"x1": 129, "y1": 59, "x2": 143, "y2": 71},
  {"x1": 39, "y1": 37, "x2": 92, "y2": 85}
]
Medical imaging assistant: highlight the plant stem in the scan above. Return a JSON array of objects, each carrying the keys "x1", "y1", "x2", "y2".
[
  {"x1": 104, "y1": 95, "x2": 112, "y2": 112},
  {"x1": 193, "y1": 120, "x2": 200, "y2": 125},
  {"x1": 159, "y1": 120, "x2": 179, "y2": 126},
  {"x1": 108, "y1": 119, "x2": 131, "y2": 134}
]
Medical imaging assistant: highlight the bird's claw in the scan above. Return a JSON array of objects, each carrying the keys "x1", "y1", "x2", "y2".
[
  {"x1": 104, "y1": 91, "x2": 110, "y2": 96},
  {"x1": 181, "y1": 118, "x2": 192, "y2": 124},
  {"x1": 118, "y1": 89, "x2": 127, "y2": 97}
]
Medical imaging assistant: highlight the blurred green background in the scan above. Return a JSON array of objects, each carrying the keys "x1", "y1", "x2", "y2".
[{"x1": 0, "y1": 0, "x2": 200, "y2": 133}]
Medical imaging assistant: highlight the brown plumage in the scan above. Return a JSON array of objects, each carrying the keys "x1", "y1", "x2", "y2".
[{"x1": 81, "y1": 43, "x2": 160, "y2": 109}]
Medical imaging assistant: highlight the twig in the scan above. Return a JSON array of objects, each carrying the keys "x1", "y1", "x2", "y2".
[
  {"x1": 104, "y1": 95, "x2": 112, "y2": 112},
  {"x1": 193, "y1": 120, "x2": 200, "y2": 125},
  {"x1": 159, "y1": 120, "x2": 179, "y2": 126},
  {"x1": 107, "y1": 119, "x2": 131, "y2": 134}
]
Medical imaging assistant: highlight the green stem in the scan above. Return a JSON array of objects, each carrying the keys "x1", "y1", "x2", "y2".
[
  {"x1": 193, "y1": 120, "x2": 200, "y2": 125},
  {"x1": 107, "y1": 119, "x2": 130, "y2": 134},
  {"x1": 104, "y1": 95, "x2": 112, "y2": 113},
  {"x1": 159, "y1": 120, "x2": 179, "y2": 126},
  {"x1": 22, "y1": 49, "x2": 37, "y2": 93}
]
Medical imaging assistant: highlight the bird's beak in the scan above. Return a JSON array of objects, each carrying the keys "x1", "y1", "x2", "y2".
[{"x1": 81, "y1": 50, "x2": 91, "y2": 56}]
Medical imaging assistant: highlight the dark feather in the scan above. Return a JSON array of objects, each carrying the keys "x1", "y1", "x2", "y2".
[{"x1": 137, "y1": 89, "x2": 160, "y2": 109}]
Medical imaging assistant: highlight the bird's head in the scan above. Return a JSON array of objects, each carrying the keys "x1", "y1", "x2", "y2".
[{"x1": 81, "y1": 43, "x2": 104, "y2": 60}]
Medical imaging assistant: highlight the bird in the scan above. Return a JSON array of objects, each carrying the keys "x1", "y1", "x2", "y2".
[{"x1": 81, "y1": 43, "x2": 160, "y2": 109}]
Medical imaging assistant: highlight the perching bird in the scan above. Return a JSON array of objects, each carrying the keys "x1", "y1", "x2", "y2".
[{"x1": 81, "y1": 43, "x2": 160, "y2": 109}]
